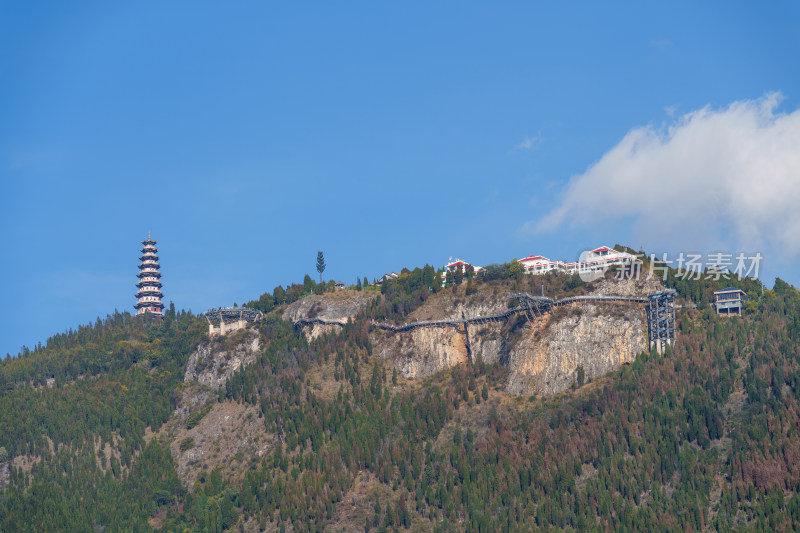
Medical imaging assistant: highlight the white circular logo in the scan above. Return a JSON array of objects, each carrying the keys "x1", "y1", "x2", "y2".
[{"x1": 577, "y1": 249, "x2": 608, "y2": 282}]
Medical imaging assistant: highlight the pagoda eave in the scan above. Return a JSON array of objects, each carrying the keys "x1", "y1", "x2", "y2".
[{"x1": 135, "y1": 235, "x2": 165, "y2": 318}]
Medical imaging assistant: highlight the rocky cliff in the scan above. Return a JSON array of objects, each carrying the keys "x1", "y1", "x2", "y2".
[
  {"x1": 184, "y1": 329, "x2": 261, "y2": 389},
  {"x1": 282, "y1": 290, "x2": 377, "y2": 340},
  {"x1": 170, "y1": 327, "x2": 274, "y2": 489},
  {"x1": 372, "y1": 276, "x2": 658, "y2": 395},
  {"x1": 505, "y1": 302, "x2": 647, "y2": 395}
]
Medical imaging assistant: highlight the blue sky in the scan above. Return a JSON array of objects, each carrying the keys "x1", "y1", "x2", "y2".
[{"x1": 2, "y1": 2, "x2": 799, "y2": 356}]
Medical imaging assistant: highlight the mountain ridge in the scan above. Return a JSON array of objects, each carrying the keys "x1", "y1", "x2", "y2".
[{"x1": 1, "y1": 262, "x2": 798, "y2": 531}]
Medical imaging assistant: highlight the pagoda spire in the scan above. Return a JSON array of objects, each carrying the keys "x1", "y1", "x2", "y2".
[{"x1": 134, "y1": 235, "x2": 164, "y2": 317}]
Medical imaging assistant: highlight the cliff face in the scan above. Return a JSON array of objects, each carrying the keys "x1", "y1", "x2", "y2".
[
  {"x1": 282, "y1": 290, "x2": 377, "y2": 340},
  {"x1": 184, "y1": 330, "x2": 261, "y2": 389},
  {"x1": 282, "y1": 290, "x2": 377, "y2": 322},
  {"x1": 371, "y1": 283, "x2": 510, "y2": 379},
  {"x1": 375, "y1": 321, "x2": 504, "y2": 380},
  {"x1": 589, "y1": 275, "x2": 664, "y2": 298},
  {"x1": 372, "y1": 278, "x2": 655, "y2": 395},
  {"x1": 157, "y1": 383, "x2": 275, "y2": 490},
  {"x1": 376, "y1": 327, "x2": 469, "y2": 379},
  {"x1": 170, "y1": 328, "x2": 273, "y2": 489},
  {"x1": 279, "y1": 277, "x2": 657, "y2": 395},
  {"x1": 505, "y1": 303, "x2": 647, "y2": 395}
]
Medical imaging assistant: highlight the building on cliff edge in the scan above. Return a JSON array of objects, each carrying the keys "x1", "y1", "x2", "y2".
[{"x1": 203, "y1": 307, "x2": 263, "y2": 336}]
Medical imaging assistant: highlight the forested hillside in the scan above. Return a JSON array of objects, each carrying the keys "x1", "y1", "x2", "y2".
[{"x1": 1, "y1": 262, "x2": 799, "y2": 532}]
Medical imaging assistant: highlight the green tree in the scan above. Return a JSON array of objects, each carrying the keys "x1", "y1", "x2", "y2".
[
  {"x1": 303, "y1": 274, "x2": 314, "y2": 294},
  {"x1": 273, "y1": 285, "x2": 285, "y2": 304},
  {"x1": 508, "y1": 259, "x2": 524, "y2": 279},
  {"x1": 316, "y1": 251, "x2": 326, "y2": 283}
]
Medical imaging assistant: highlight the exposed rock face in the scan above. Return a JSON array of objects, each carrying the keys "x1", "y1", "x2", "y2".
[
  {"x1": 157, "y1": 383, "x2": 275, "y2": 490},
  {"x1": 302, "y1": 323, "x2": 344, "y2": 342},
  {"x1": 170, "y1": 400, "x2": 275, "y2": 490},
  {"x1": 372, "y1": 283, "x2": 511, "y2": 379},
  {"x1": 172, "y1": 384, "x2": 216, "y2": 422},
  {"x1": 282, "y1": 290, "x2": 377, "y2": 323},
  {"x1": 184, "y1": 330, "x2": 261, "y2": 389},
  {"x1": 0, "y1": 460, "x2": 9, "y2": 489},
  {"x1": 282, "y1": 290, "x2": 377, "y2": 341},
  {"x1": 589, "y1": 274, "x2": 663, "y2": 298},
  {"x1": 467, "y1": 323, "x2": 504, "y2": 365},
  {"x1": 505, "y1": 303, "x2": 647, "y2": 396},
  {"x1": 405, "y1": 288, "x2": 509, "y2": 322},
  {"x1": 375, "y1": 321, "x2": 504, "y2": 380},
  {"x1": 375, "y1": 276, "x2": 654, "y2": 394},
  {"x1": 379, "y1": 327, "x2": 469, "y2": 379}
]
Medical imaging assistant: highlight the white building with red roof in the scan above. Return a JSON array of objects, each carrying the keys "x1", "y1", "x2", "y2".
[
  {"x1": 518, "y1": 246, "x2": 637, "y2": 277},
  {"x1": 564, "y1": 246, "x2": 637, "y2": 276},
  {"x1": 517, "y1": 254, "x2": 565, "y2": 275},
  {"x1": 441, "y1": 258, "x2": 482, "y2": 286}
]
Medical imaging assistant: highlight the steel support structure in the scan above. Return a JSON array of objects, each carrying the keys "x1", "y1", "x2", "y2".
[{"x1": 647, "y1": 290, "x2": 676, "y2": 353}]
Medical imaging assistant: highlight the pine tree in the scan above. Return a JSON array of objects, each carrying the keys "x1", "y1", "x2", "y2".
[{"x1": 316, "y1": 251, "x2": 326, "y2": 283}]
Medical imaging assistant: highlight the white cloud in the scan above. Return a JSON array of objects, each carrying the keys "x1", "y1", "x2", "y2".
[
  {"x1": 515, "y1": 133, "x2": 543, "y2": 150},
  {"x1": 533, "y1": 92, "x2": 800, "y2": 258}
]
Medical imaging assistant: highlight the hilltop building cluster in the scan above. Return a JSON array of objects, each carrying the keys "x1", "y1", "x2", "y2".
[
  {"x1": 443, "y1": 246, "x2": 637, "y2": 284},
  {"x1": 132, "y1": 237, "x2": 740, "y2": 331}
]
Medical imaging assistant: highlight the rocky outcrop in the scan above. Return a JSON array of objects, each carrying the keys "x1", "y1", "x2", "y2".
[
  {"x1": 505, "y1": 303, "x2": 646, "y2": 395},
  {"x1": 375, "y1": 320, "x2": 505, "y2": 379},
  {"x1": 283, "y1": 290, "x2": 377, "y2": 340},
  {"x1": 467, "y1": 323, "x2": 504, "y2": 365},
  {"x1": 589, "y1": 274, "x2": 663, "y2": 298},
  {"x1": 378, "y1": 326, "x2": 469, "y2": 379},
  {"x1": 0, "y1": 460, "x2": 9, "y2": 489},
  {"x1": 157, "y1": 383, "x2": 275, "y2": 490},
  {"x1": 375, "y1": 277, "x2": 655, "y2": 394},
  {"x1": 184, "y1": 330, "x2": 261, "y2": 389},
  {"x1": 405, "y1": 287, "x2": 509, "y2": 322},
  {"x1": 302, "y1": 323, "x2": 344, "y2": 341},
  {"x1": 372, "y1": 283, "x2": 511, "y2": 379},
  {"x1": 169, "y1": 400, "x2": 275, "y2": 490},
  {"x1": 282, "y1": 290, "x2": 377, "y2": 323}
]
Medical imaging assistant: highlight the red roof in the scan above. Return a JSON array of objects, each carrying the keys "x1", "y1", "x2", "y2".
[
  {"x1": 592, "y1": 246, "x2": 612, "y2": 253},
  {"x1": 519, "y1": 255, "x2": 545, "y2": 262}
]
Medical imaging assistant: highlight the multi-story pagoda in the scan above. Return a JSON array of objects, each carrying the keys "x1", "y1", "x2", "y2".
[{"x1": 135, "y1": 234, "x2": 164, "y2": 317}]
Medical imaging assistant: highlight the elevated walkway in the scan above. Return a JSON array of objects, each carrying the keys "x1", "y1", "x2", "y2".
[{"x1": 294, "y1": 290, "x2": 678, "y2": 352}]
